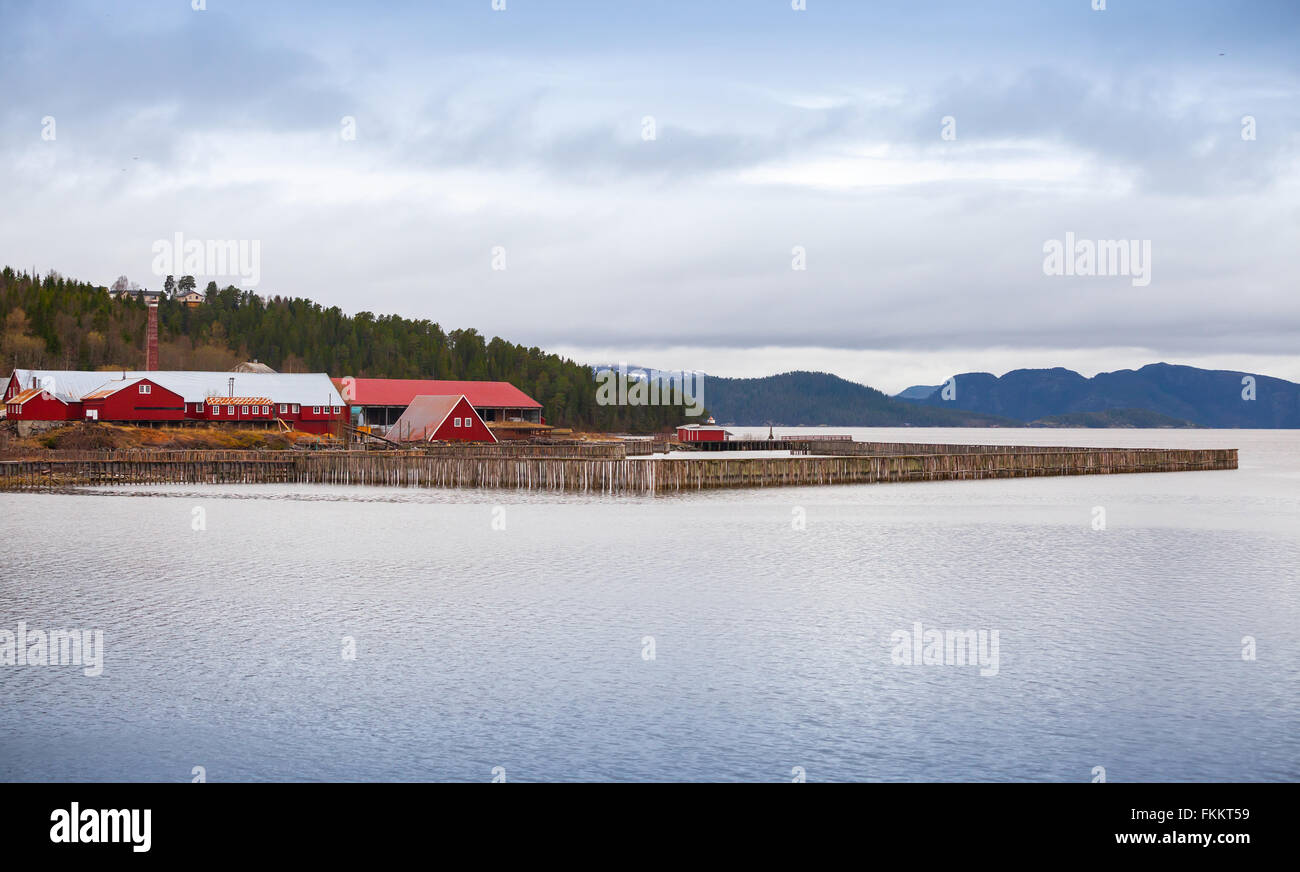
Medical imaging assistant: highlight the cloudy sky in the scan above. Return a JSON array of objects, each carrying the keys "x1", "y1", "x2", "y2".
[{"x1": 2, "y1": 0, "x2": 1297, "y2": 392}]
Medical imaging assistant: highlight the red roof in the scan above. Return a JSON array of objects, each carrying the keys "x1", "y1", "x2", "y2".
[{"x1": 334, "y1": 378, "x2": 541, "y2": 409}]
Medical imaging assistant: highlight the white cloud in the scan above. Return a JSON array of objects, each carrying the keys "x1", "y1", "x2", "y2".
[{"x1": 2, "y1": 0, "x2": 1298, "y2": 386}]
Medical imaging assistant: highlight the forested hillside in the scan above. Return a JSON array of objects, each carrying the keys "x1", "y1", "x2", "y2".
[{"x1": 0, "y1": 268, "x2": 693, "y2": 431}]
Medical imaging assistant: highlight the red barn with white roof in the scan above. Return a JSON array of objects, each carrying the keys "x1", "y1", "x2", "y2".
[
  {"x1": 4, "y1": 388, "x2": 80, "y2": 421},
  {"x1": 81, "y1": 378, "x2": 186, "y2": 422},
  {"x1": 5, "y1": 369, "x2": 347, "y2": 434}
]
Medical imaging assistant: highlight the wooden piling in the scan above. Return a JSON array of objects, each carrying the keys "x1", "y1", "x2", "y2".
[{"x1": 0, "y1": 445, "x2": 1238, "y2": 494}]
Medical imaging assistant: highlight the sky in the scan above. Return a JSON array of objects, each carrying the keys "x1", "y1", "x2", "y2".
[{"x1": 1, "y1": 0, "x2": 1297, "y2": 393}]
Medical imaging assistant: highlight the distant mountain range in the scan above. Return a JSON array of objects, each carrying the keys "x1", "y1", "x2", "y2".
[
  {"x1": 692, "y1": 364, "x2": 1297, "y2": 428},
  {"x1": 894, "y1": 384, "x2": 942, "y2": 400},
  {"x1": 701, "y1": 372, "x2": 1017, "y2": 427},
  {"x1": 900, "y1": 363, "x2": 1299, "y2": 428}
]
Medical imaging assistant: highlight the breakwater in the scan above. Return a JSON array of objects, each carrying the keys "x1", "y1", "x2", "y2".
[
  {"x1": 0, "y1": 446, "x2": 1237, "y2": 493},
  {"x1": 796, "y1": 440, "x2": 1124, "y2": 455}
]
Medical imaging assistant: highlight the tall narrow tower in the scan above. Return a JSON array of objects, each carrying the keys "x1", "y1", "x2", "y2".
[{"x1": 146, "y1": 299, "x2": 159, "y2": 371}]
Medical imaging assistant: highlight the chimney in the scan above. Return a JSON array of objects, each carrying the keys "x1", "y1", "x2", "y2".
[
  {"x1": 228, "y1": 377, "x2": 235, "y2": 398},
  {"x1": 145, "y1": 299, "x2": 159, "y2": 371}
]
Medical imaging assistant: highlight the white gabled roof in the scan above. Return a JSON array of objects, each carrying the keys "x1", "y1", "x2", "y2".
[
  {"x1": 81, "y1": 378, "x2": 150, "y2": 400},
  {"x1": 8, "y1": 370, "x2": 344, "y2": 406},
  {"x1": 7, "y1": 370, "x2": 118, "y2": 403}
]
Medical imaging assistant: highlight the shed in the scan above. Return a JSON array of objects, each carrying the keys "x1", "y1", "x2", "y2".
[
  {"x1": 386, "y1": 395, "x2": 497, "y2": 443},
  {"x1": 4, "y1": 388, "x2": 80, "y2": 421},
  {"x1": 676, "y1": 424, "x2": 732, "y2": 443}
]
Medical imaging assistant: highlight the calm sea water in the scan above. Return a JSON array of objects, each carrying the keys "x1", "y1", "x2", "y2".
[{"x1": 1, "y1": 428, "x2": 1296, "y2": 782}]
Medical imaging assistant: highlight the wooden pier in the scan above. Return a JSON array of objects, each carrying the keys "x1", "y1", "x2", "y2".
[
  {"x1": 0, "y1": 445, "x2": 1237, "y2": 494},
  {"x1": 792, "y1": 439, "x2": 1140, "y2": 456}
]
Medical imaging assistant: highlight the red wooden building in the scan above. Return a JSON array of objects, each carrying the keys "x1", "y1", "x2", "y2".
[
  {"x1": 676, "y1": 423, "x2": 732, "y2": 442},
  {"x1": 291, "y1": 402, "x2": 346, "y2": 434},
  {"x1": 335, "y1": 378, "x2": 542, "y2": 431},
  {"x1": 5, "y1": 371, "x2": 115, "y2": 410},
  {"x1": 199, "y1": 397, "x2": 274, "y2": 422},
  {"x1": 5, "y1": 369, "x2": 347, "y2": 434},
  {"x1": 386, "y1": 395, "x2": 498, "y2": 443},
  {"x1": 81, "y1": 378, "x2": 187, "y2": 422},
  {"x1": 4, "y1": 388, "x2": 81, "y2": 421}
]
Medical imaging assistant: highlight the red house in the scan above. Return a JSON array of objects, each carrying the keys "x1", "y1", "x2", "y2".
[
  {"x1": 386, "y1": 395, "x2": 498, "y2": 443},
  {"x1": 676, "y1": 424, "x2": 732, "y2": 442},
  {"x1": 293, "y1": 401, "x2": 346, "y2": 434},
  {"x1": 4, "y1": 369, "x2": 347, "y2": 434},
  {"x1": 4, "y1": 388, "x2": 81, "y2": 421},
  {"x1": 199, "y1": 397, "x2": 274, "y2": 422},
  {"x1": 80, "y1": 378, "x2": 186, "y2": 422}
]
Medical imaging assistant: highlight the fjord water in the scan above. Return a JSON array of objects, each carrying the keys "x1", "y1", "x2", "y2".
[{"x1": 1, "y1": 428, "x2": 1296, "y2": 782}]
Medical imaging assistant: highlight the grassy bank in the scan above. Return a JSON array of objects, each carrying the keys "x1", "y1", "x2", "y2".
[{"x1": 0, "y1": 421, "x2": 327, "y2": 454}]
